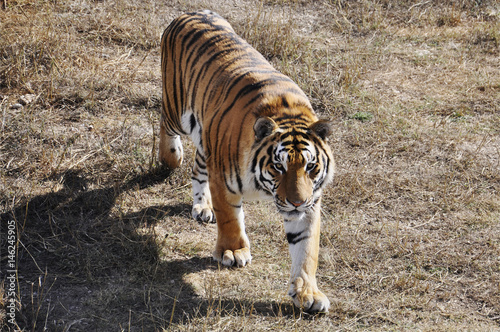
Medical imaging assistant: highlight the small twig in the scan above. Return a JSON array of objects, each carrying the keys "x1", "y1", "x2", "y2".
[
  {"x1": 408, "y1": 0, "x2": 432, "y2": 12},
  {"x1": 172, "y1": 183, "x2": 190, "y2": 191},
  {"x1": 129, "y1": 48, "x2": 151, "y2": 80},
  {"x1": 1, "y1": 95, "x2": 7, "y2": 133},
  {"x1": 149, "y1": 110, "x2": 156, "y2": 171},
  {"x1": 65, "y1": 134, "x2": 122, "y2": 171},
  {"x1": 18, "y1": 240, "x2": 45, "y2": 274},
  {"x1": 408, "y1": 211, "x2": 439, "y2": 229},
  {"x1": 63, "y1": 319, "x2": 86, "y2": 332}
]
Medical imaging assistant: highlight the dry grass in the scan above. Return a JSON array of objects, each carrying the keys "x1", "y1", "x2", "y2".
[{"x1": 1, "y1": 0, "x2": 499, "y2": 331}]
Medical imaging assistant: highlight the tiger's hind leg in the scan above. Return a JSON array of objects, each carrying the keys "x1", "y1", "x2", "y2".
[
  {"x1": 159, "y1": 118, "x2": 183, "y2": 169},
  {"x1": 191, "y1": 150, "x2": 214, "y2": 223}
]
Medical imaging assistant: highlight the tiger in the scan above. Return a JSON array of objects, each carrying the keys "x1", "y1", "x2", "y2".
[{"x1": 159, "y1": 10, "x2": 335, "y2": 313}]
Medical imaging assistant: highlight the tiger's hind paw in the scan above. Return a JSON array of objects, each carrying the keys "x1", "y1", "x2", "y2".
[
  {"x1": 158, "y1": 133, "x2": 183, "y2": 169},
  {"x1": 192, "y1": 204, "x2": 215, "y2": 223}
]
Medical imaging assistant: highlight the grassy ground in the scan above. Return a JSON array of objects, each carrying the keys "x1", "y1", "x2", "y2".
[{"x1": 1, "y1": 0, "x2": 499, "y2": 330}]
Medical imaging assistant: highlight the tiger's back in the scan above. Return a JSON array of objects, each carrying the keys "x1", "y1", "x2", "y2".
[
  {"x1": 159, "y1": 10, "x2": 335, "y2": 314},
  {"x1": 160, "y1": 10, "x2": 313, "y2": 175}
]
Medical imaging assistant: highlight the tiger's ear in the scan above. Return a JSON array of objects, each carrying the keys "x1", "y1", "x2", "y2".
[
  {"x1": 310, "y1": 119, "x2": 333, "y2": 140},
  {"x1": 254, "y1": 117, "x2": 277, "y2": 141}
]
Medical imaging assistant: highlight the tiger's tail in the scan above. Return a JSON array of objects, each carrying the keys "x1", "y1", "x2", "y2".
[{"x1": 158, "y1": 21, "x2": 184, "y2": 170}]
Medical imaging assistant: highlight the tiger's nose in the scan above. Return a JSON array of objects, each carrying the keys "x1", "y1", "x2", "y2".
[{"x1": 289, "y1": 199, "x2": 306, "y2": 207}]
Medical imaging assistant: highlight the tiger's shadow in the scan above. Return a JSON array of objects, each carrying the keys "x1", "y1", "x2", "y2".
[{"x1": 1, "y1": 169, "x2": 298, "y2": 331}]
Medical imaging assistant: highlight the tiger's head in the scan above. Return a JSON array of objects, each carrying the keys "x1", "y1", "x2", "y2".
[{"x1": 252, "y1": 116, "x2": 335, "y2": 219}]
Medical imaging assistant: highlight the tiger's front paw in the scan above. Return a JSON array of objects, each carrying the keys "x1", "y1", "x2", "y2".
[
  {"x1": 213, "y1": 247, "x2": 252, "y2": 267},
  {"x1": 288, "y1": 277, "x2": 330, "y2": 314},
  {"x1": 192, "y1": 204, "x2": 215, "y2": 223}
]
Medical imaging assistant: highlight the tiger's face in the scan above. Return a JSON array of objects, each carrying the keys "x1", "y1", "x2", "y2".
[{"x1": 253, "y1": 117, "x2": 334, "y2": 219}]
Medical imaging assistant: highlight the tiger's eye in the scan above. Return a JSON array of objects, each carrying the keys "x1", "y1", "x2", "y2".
[
  {"x1": 273, "y1": 163, "x2": 284, "y2": 172},
  {"x1": 306, "y1": 163, "x2": 316, "y2": 172}
]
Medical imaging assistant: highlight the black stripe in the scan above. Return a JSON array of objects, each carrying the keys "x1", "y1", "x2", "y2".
[
  {"x1": 193, "y1": 169, "x2": 208, "y2": 177},
  {"x1": 179, "y1": 22, "x2": 199, "y2": 49},
  {"x1": 279, "y1": 129, "x2": 309, "y2": 142},
  {"x1": 286, "y1": 231, "x2": 309, "y2": 245},
  {"x1": 204, "y1": 57, "x2": 257, "y2": 110},
  {"x1": 251, "y1": 145, "x2": 267, "y2": 173},
  {"x1": 185, "y1": 28, "x2": 216, "y2": 52},
  {"x1": 215, "y1": 75, "x2": 294, "y2": 124},
  {"x1": 221, "y1": 156, "x2": 237, "y2": 194},
  {"x1": 258, "y1": 156, "x2": 267, "y2": 174},
  {"x1": 194, "y1": 152, "x2": 206, "y2": 166},
  {"x1": 233, "y1": 111, "x2": 254, "y2": 194},
  {"x1": 227, "y1": 138, "x2": 235, "y2": 187},
  {"x1": 266, "y1": 145, "x2": 275, "y2": 162},
  {"x1": 259, "y1": 172, "x2": 273, "y2": 189},
  {"x1": 189, "y1": 47, "x2": 251, "y2": 117},
  {"x1": 314, "y1": 155, "x2": 329, "y2": 189},
  {"x1": 253, "y1": 177, "x2": 262, "y2": 191},
  {"x1": 189, "y1": 114, "x2": 196, "y2": 133},
  {"x1": 206, "y1": 78, "x2": 270, "y2": 164},
  {"x1": 281, "y1": 96, "x2": 289, "y2": 108},
  {"x1": 221, "y1": 68, "x2": 280, "y2": 101},
  {"x1": 225, "y1": 177, "x2": 237, "y2": 194},
  {"x1": 276, "y1": 119, "x2": 309, "y2": 128},
  {"x1": 276, "y1": 113, "x2": 306, "y2": 121},
  {"x1": 191, "y1": 177, "x2": 206, "y2": 184}
]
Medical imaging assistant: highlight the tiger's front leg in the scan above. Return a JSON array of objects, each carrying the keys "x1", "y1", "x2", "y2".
[
  {"x1": 285, "y1": 200, "x2": 330, "y2": 313},
  {"x1": 210, "y1": 182, "x2": 251, "y2": 267}
]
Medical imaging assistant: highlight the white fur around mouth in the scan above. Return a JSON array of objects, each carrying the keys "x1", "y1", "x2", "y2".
[{"x1": 275, "y1": 203, "x2": 311, "y2": 220}]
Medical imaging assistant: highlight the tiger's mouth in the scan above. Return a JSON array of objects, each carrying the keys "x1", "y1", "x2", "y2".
[
  {"x1": 274, "y1": 197, "x2": 315, "y2": 219},
  {"x1": 280, "y1": 209, "x2": 306, "y2": 220}
]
